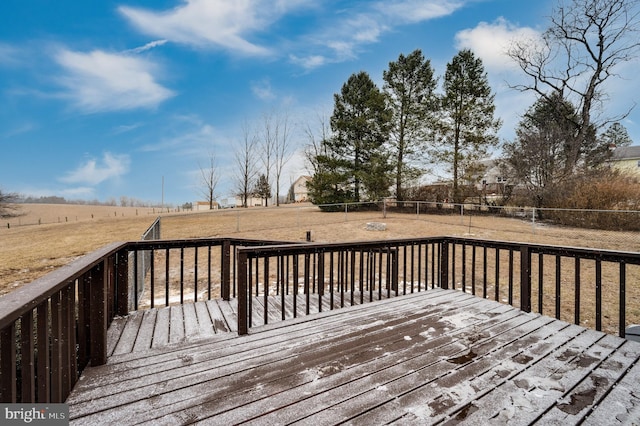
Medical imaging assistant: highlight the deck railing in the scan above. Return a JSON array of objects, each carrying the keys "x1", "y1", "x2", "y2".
[
  {"x1": 0, "y1": 237, "x2": 289, "y2": 404},
  {"x1": 1, "y1": 235, "x2": 639, "y2": 403},
  {"x1": 236, "y1": 237, "x2": 640, "y2": 335}
]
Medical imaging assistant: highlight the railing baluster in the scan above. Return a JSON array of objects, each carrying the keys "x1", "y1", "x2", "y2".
[
  {"x1": 150, "y1": 249, "x2": 155, "y2": 309},
  {"x1": 471, "y1": 245, "x2": 476, "y2": 296},
  {"x1": 482, "y1": 247, "x2": 488, "y2": 298},
  {"x1": 555, "y1": 255, "x2": 561, "y2": 319},
  {"x1": 452, "y1": 243, "x2": 456, "y2": 291},
  {"x1": 495, "y1": 248, "x2": 500, "y2": 301},
  {"x1": 304, "y1": 253, "x2": 310, "y2": 315},
  {"x1": 596, "y1": 258, "x2": 602, "y2": 331},
  {"x1": 538, "y1": 253, "x2": 544, "y2": 314},
  {"x1": 20, "y1": 310, "x2": 35, "y2": 402},
  {"x1": 180, "y1": 247, "x2": 184, "y2": 305},
  {"x1": 318, "y1": 251, "x2": 325, "y2": 313},
  {"x1": 264, "y1": 256, "x2": 269, "y2": 325},
  {"x1": 575, "y1": 257, "x2": 581, "y2": 326},
  {"x1": 508, "y1": 250, "x2": 514, "y2": 306},
  {"x1": 194, "y1": 246, "x2": 198, "y2": 303},
  {"x1": 619, "y1": 262, "x2": 626, "y2": 338},
  {"x1": 165, "y1": 248, "x2": 170, "y2": 307},
  {"x1": 50, "y1": 291, "x2": 62, "y2": 402},
  {"x1": 0, "y1": 323, "x2": 16, "y2": 402},
  {"x1": 462, "y1": 244, "x2": 467, "y2": 293},
  {"x1": 36, "y1": 302, "x2": 50, "y2": 403}
]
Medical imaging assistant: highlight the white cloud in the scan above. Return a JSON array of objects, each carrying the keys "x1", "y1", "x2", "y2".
[
  {"x1": 251, "y1": 78, "x2": 276, "y2": 101},
  {"x1": 60, "y1": 152, "x2": 130, "y2": 185},
  {"x1": 455, "y1": 17, "x2": 542, "y2": 71},
  {"x1": 126, "y1": 39, "x2": 169, "y2": 54},
  {"x1": 119, "y1": 0, "x2": 310, "y2": 55},
  {"x1": 289, "y1": 54, "x2": 327, "y2": 70},
  {"x1": 376, "y1": 0, "x2": 465, "y2": 24},
  {"x1": 54, "y1": 48, "x2": 174, "y2": 112}
]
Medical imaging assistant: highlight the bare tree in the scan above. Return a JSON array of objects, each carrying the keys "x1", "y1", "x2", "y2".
[
  {"x1": 303, "y1": 112, "x2": 332, "y2": 176},
  {"x1": 234, "y1": 121, "x2": 259, "y2": 208},
  {"x1": 508, "y1": 0, "x2": 640, "y2": 171},
  {"x1": 198, "y1": 152, "x2": 221, "y2": 209},
  {"x1": 0, "y1": 189, "x2": 20, "y2": 218},
  {"x1": 272, "y1": 111, "x2": 293, "y2": 206},
  {"x1": 260, "y1": 111, "x2": 276, "y2": 207}
]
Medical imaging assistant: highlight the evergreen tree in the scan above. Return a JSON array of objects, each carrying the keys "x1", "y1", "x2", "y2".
[
  {"x1": 310, "y1": 71, "x2": 392, "y2": 204},
  {"x1": 601, "y1": 122, "x2": 633, "y2": 149},
  {"x1": 383, "y1": 49, "x2": 438, "y2": 204},
  {"x1": 254, "y1": 174, "x2": 272, "y2": 206},
  {"x1": 437, "y1": 49, "x2": 501, "y2": 203}
]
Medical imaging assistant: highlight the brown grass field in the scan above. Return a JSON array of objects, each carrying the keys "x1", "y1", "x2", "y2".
[{"x1": 1, "y1": 203, "x2": 639, "y2": 334}]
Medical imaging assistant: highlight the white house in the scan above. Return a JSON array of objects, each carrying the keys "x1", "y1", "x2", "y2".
[{"x1": 289, "y1": 176, "x2": 312, "y2": 202}]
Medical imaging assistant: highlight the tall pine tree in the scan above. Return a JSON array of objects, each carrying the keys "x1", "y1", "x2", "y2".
[
  {"x1": 437, "y1": 49, "x2": 501, "y2": 203},
  {"x1": 309, "y1": 71, "x2": 392, "y2": 205},
  {"x1": 383, "y1": 49, "x2": 438, "y2": 204}
]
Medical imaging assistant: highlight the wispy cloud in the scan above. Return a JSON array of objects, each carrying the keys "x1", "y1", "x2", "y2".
[
  {"x1": 375, "y1": 0, "x2": 464, "y2": 23},
  {"x1": 0, "y1": 42, "x2": 22, "y2": 67},
  {"x1": 54, "y1": 48, "x2": 174, "y2": 113},
  {"x1": 60, "y1": 152, "x2": 130, "y2": 185},
  {"x1": 288, "y1": 0, "x2": 469, "y2": 70},
  {"x1": 251, "y1": 78, "x2": 276, "y2": 101},
  {"x1": 119, "y1": 0, "x2": 311, "y2": 55},
  {"x1": 125, "y1": 39, "x2": 169, "y2": 54}
]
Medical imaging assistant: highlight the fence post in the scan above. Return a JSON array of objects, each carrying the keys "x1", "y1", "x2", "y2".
[
  {"x1": 439, "y1": 241, "x2": 449, "y2": 289},
  {"x1": 532, "y1": 207, "x2": 536, "y2": 234},
  {"x1": 520, "y1": 246, "x2": 532, "y2": 313},
  {"x1": 221, "y1": 240, "x2": 231, "y2": 301},
  {"x1": 237, "y1": 250, "x2": 248, "y2": 335},
  {"x1": 89, "y1": 261, "x2": 108, "y2": 366}
]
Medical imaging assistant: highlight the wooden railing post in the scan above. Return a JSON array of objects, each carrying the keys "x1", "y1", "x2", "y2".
[
  {"x1": 89, "y1": 261, "x2": 108, "y2": 366},
  {"x1": 439, "y1": 241, "x2": 449, "y2": 289},
  {"x1": 520, "y1": 246, "x2": 532, "y2": 313},
  {"x1": 116, "y1": 249, "x2": 129, "y2": 316},
  {"x1": 221, "y1": 240, "x2": 231, "y2": 301},
  {"x1": 237, "y1": 250, "x2": 248, "y2": 335}
]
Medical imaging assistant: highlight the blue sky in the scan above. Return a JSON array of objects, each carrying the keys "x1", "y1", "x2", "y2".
[{"x1": 1, "y1": 0, "x2": 638, "y2": 206}]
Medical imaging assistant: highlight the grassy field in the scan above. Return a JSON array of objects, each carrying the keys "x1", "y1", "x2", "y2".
[{"x1": 1, "y1": 202, "x2": 639, "y2": 335}]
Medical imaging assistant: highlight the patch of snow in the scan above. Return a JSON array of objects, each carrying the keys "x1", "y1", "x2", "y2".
[{"x1": 404, "y1": 336, "x2": 412, "y2": 341}]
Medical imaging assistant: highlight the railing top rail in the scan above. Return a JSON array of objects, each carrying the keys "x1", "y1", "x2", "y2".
[
  {"x1": 442, "y1": 236, "x2": 640, "y2": 264},
  {"x1": 125, "y1": 237, "x2": 298, "y2": 251},
  {"x1": 0, "y1": 241, "x2": 127, "y2": 330},
  {"x1": 236, "y1": 236, "x2": 446, "y2": 257},
  {"x1": 235, "y1": 235, "x2": 640, "y2": 264}
]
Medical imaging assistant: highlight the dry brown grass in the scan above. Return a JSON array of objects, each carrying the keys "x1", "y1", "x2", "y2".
[{"x1": 1, "y1": 203, "x2": 639, "y2": 335}]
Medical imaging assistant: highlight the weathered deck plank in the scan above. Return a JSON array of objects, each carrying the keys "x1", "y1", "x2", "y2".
[{"x1": 67, "y1": 289, "x2": 640, "y2": 424}]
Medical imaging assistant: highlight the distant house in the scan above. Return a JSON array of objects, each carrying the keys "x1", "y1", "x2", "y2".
[
  {"x1": 234, "y1": 195, "x2": 264, "y2": 207},
  {"x1": 474, "y1": 159, "x2": 511, "y2": 195},
  {"x1": 194, "y1": 201, "x2": 219, "y2": 211},
  {"x1": 288, "y1": 176, "x2": 312, "y2": 202},
  {"x1": 608, "y1": 145, "x2": 640, "y2": 178}
]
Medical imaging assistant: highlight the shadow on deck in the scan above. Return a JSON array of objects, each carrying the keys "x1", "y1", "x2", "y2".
[{"x1": 68, "y1": 289, "x2": 640, "y2": 425}]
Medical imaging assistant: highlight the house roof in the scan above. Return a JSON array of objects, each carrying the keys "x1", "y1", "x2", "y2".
[{"x1": 611, "y1": 145, "x2": 640, "y2": 160}]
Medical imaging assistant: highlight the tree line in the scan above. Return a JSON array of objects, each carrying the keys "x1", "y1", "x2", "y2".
[{"x1": 304, "y1": 0, "x2": 639, "y2": 212}]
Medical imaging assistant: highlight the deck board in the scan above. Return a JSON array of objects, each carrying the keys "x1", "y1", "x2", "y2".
[{"x1": 67, "y1": 289, "x2": 640, "y2": 424}]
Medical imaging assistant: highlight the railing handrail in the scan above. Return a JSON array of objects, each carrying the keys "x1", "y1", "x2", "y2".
[
  {"x1": 236, "y1": 236, "x2": 640, "y2": 263},
  {"x1": 0, "y1": 241, "x2": 126, "y2": 331}
]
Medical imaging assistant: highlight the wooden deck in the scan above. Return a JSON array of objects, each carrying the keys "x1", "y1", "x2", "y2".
[{"x1": 67, "y1": 289, "x2": 640, "y2": 424}]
